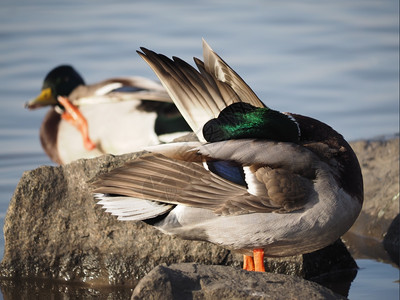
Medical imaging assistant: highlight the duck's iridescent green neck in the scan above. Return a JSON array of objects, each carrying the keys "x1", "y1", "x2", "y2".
[{"x1": 203, "y1": 103, "x2": 300, "y2": 143}]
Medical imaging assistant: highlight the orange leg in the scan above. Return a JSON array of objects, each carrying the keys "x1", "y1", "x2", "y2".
[
  {"x1": 243, "y1": 255, "x2": 255, "y2": 271},
  {"x1": 253, "y1": 248, "x2": 265, "y2": 272},
  {"x1": 58, "y1": 96, "x2": 96, "y2": 150}
]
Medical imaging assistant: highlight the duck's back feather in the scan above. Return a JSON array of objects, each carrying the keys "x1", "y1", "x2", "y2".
[{"x1": 71, "y1": 77, "x2": 172, "y2": 106}]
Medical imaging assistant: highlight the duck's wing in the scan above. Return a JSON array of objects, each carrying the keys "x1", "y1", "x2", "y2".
[
  {"x1": 137, "y1": 40, "x2": 264, "y2": 141},
  {"x1": 200, "y1": 39, "x2": 263, "y2": 108},
  {"x1": 93, "y1": 140, "x2": 315, "y2": 220},
  {"x1": 92, "y1": 153, "x2": 277, "y2": 219},
  {"x1": 71, "y1": 77, "x2": 172, "y2": 106}
]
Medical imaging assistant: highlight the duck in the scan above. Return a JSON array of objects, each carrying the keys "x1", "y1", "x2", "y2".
[
  {"x1": 25, "y1": 65, "x2": 191, "y2": 164},
  {"x1": 92, "y1": 39, "x2": 363, "y2": 272}
]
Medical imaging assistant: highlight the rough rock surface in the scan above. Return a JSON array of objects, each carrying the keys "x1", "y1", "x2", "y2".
[
  {"x1": 0, "y1": 152, "x2": 239, "y2": 286},
  {"x1": 0, "y1": 150, "x2": 357, "y2": 286},
  {"x1": 348, "y1": 137, "x2": 399, "y2": 240},
  {"x1": 341, "y1": 137, "x2": 399, "y2": 266},
  {"x1": 131, "y1": 263, "x2": 346, "y2": 300},
  {"x1": 0, "y1": 137, "x2": 398, "y2": 297}
]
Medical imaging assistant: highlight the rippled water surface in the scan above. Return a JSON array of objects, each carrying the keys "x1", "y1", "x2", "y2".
[{"x1": 0, "y1": 0, "x2": 398, "y2": 299}]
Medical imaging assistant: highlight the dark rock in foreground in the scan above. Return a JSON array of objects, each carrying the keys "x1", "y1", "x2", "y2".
[
  {"x1": 383, "y1": 214, "x2": 400, "y2": 266},
  {"x1": 131, "y1": 263, "x2": 346, "y2": 300}
]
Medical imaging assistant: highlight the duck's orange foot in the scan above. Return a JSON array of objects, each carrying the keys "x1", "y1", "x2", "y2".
[
  {"x1": 253, "y1": 248, "x2": 265, "y2": 272},
  {"x1": 243, "y1": 254, "x2": 255, "y2": 271},
  {"x1": 58, "y1": 96, "x2": 96, "y2": 150},
  {"x1": 243, "y1": 248, "x2": 265, "y2": 272}
]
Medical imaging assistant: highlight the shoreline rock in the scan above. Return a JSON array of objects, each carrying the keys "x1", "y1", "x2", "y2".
[
  {"x1": 0, "y1": 136, "x2": 398, "y2": 298},
  {"x1": 131, "y1": 263, "x2": 346, "y2": 300},
  {"x1": 0, "y1": 151, "x2": 357, "y2": 285},
  {"x1": 344, "y1": 137, "x2": 399, "y2": 265},
  {"x1": 347, "y1": 138, "x2": 399, "y2": 240},
  {"x1": 0, "y1": 152, "x2": 240, "y2": 285}
]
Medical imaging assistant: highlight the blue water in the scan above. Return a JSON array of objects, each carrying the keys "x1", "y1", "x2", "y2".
[
  {"x1": 349, "y1": 259, "x2": 399, "y2": 300},
  {"x1": 0, "y1": 0, "x2": 398, "y2": 299}
]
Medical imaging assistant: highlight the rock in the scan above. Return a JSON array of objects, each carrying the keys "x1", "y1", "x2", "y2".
[
  {"x1": 383, "y1": 213, "x2": 400, "y2": 266},
  {"x1": 0, "y1": 152, "x2": 240, "y2": 286},
  {"x1": 341, "y1": 137, "x2": 399, "y2": 266},
  {"x1": 0, "y1": 137, "x2": 398, "y2": 296},
  {"x1": 348, "y1": 138, "x2": 399, "y2": 240},
  {"x1": 264, "y1": 239, "x2": 357, "y2": 279},
  {"x1": 131, "y1": 263, "x2": 346, "y2": 300},
  {"x1": 0, "y1": 147, "x2": 357, "y2": 293},
  {"x1": 265, "y1": 239, "x2": 357, "y2": 298}
]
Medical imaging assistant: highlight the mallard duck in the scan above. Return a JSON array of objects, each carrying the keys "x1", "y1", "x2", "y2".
[
  {"x1": 93, "y1": 40, "x2": 363, "y2": 272},
  {"x1": 26, "y1": 65, "x2": 190, "y2": 164}
]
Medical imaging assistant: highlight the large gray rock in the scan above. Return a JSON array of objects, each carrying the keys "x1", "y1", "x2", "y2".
[
  {"x1": 0, "y1": 150, "x2": 356, "y2": 286},
  {"x1": 0, "y1": 137, "x2": 398, "y2": 298},
  {"x1": 342, "y1": 137, "x2": 399, "y2": 266},
  {"x1": 131, "y1": 263, "x2": 346, "y2": 300},
  {"x1": 0, "y1": 152, "x2": 240, "y2": 285},
  {"x1": 348, "y1": 137, "x2": 399, "y2": 240}
]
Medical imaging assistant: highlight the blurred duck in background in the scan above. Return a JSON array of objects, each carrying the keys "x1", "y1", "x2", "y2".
[{"x1": 26, "y1": 65, "x2": 190, "y2": 164}]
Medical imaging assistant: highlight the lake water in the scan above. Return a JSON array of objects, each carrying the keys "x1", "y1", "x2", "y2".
[{"x1": 0, "y1": 0, "x2": 398, "y2": 299}]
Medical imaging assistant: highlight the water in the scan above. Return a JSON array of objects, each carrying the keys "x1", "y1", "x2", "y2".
[
  {"x1": 349, "y1": 260, "x2": 399, "y2": 300},
  {"x1": 0, "y1": 0, "x2": 398, "y2": 299}
]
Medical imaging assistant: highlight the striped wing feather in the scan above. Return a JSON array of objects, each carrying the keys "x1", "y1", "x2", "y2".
[
  {"x1": 201, "y1": 39, "x2": 264, "y2": 108},
  {"x1": 92, "y1": 153, "x2": 282, "y2": 216},
  {"x1": 137, "y1": 39, "x2": 264, "y2": 141}
]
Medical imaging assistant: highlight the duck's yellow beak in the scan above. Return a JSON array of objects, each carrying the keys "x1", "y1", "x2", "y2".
[{"x1": 25, "y1": 87, "x2": 57, "y2": 109}]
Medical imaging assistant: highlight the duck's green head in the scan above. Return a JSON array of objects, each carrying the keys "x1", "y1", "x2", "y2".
[
  {"x1": 203, "y1": 103, "x2": 300, "y2": 143},
  {"x1": 26, "y1": 65, "x2": 85, "y2": 109}
]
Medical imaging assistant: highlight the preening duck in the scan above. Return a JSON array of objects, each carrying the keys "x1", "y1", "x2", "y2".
[
  {"x1": 93, "y1": 40, "x2": 363, "y2": 272},
  {"x1": 26, "y1": 65, "x2": 190, "y2": 164}
]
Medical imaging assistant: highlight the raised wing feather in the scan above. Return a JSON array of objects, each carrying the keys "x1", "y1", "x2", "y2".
[
  {"x1": 137, "y1": 40, "x2": 264, "y2": 141},
  {"x1": 201, "y1": 39, "x2": 264, "y2": 108}
]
